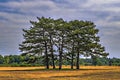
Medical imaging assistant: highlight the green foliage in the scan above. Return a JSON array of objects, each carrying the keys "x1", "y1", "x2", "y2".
[
  {"x1": 19, "y1": 17, "x2": 109, "y2": 69},
  {"x1": 0, "y1": 55, "x2": 4, "y2": 64},
  {"x1": 0, "y1": 54, "x2": 120, "y2": 66}
]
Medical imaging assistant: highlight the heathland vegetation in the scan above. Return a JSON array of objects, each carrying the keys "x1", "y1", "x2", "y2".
[{"x1": 0, "y1": 66, "x2": 119, "y2": 80}]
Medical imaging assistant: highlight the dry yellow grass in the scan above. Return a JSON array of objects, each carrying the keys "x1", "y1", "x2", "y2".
[{"x1": 0, "y1": 66, "x2": 119, "y2": 80}]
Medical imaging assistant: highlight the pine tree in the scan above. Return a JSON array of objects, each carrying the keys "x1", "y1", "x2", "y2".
[{"x1": 19, "y1": 17, "x2": 109, "y2": 70}]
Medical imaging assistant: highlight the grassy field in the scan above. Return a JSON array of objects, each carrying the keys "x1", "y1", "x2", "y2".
[{"x1": 0, "y1": 66, "x2": 119, "y2": 80}]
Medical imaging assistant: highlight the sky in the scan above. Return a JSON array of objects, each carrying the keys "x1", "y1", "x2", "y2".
[{"x1": 0, "y1": 0, "x2": 120, "y2": 58}]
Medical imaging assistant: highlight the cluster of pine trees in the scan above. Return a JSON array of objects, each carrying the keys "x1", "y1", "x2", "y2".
[{"x1": 19, "y1": 17, "x2": 108, "y2": 69}]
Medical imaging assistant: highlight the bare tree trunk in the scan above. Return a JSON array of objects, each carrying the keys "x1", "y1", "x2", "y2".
[
  {"x1": 76, "y1": 42, "x2": 80, "y2": 69},
  {"x1": 76, "y1": 52, "x2": 80, "y2": 69},
  {"x1": 50, "y1": 36, "x2": 55, "y2": 69},
  {"x1": 51, "y1": 45, "x2": 55, "y2": 69},
  {"x1": 71, "y1": 53, "x2": 74, "y2": 69},
  {"x1": 59, "y1": 39, "x2": 64, "y2": 70},
  {"x1": 45, "y1": 41, "x2": 49, "y2": 69},
  {"x1": 59, "y1": 46, "x2": 62, "y2": 70},
  {"x1": 71, "y1": 42, "x2": 74, "y2": 69}
]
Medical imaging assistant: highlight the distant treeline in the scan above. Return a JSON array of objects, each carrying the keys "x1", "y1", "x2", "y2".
[{"x1": 0, "y1": 54, "x2": 119, "y2": 67}]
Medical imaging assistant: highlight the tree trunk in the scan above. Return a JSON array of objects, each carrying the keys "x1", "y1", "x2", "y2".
[
  {"x1": 45, "y1": 41, "x2": 49, "y2": 69},
  {"x1": 71, "y1": 53, "x2": 74, "y2": 69},
  {"x1": 109, "y1": 58, "x2": 112, "y2": 66},
  {"x1": 71, "y1": 42, "x2": 74, "y2": 69},
  {"x1": 76, "y1": 52, "x2": 80, "y2": 69},
  {"x1": 59, "y1": 35, "x2": 64, "y2": 70},
  {"x1": 59, "y1": 46, "x2": 62, "y2": 70},
  {"x1": 76, "y1": 42, "x2": 80, "y2": 69},
  {"x1": 50, "y1": 36, "x2": 55, "y2": 69},
  {"x1": 51, "y1": 51, "x2": 55, "y2": 69}
]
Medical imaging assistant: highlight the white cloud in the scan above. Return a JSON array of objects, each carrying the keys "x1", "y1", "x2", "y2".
[
  {"x1": 0, "y1": 0, "x2": 55, "y2": 8},
  {"x1": 0, "y1": 0, "x2": 120, "y2": 57},
  {"x1": 84, "y1": 0, "x2": 120, "y2": 7},
  {"x1": 0, "y1": 0, "x2": 57, "y2": 14},
  {"x1": 80, "y1": 0, "x2": 120, "y2": 14}
]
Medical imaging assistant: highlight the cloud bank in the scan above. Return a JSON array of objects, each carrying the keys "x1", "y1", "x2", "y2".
[{"x1": 0, "y1": 0, "x2": 120, "y2": 57}]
